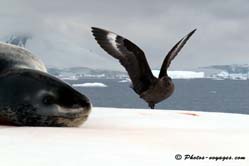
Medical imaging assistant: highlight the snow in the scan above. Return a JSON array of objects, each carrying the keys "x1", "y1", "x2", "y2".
[
  {"x1": 83, "y1": 74, "x2": 106, "y2": 78},
  {"x1": 0, "y1": 107, "x2": 248, "y2": 166},
  {"x1": 152, "y1": 70, "x2": 205, "y2": 79},
  {"x1": 72, "y1": 82, "x2": 108, "y2": 87},
  {"x1": 210, "y1": 71, "x2": 249, "y2": 80},
  {"x1": 59, "y1": 75, "x2": 79, "y2": 80},
  {"x1": 118, "y1": 78, "x2": 131, "y2": 83}
]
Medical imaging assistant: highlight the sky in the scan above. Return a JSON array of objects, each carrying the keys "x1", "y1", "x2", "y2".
[{"x1": 0, "y1": 0, "x2": 249, "y2": 71}]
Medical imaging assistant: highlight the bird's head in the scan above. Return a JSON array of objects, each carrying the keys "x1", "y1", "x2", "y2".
[{"x1": 161, "y1": 76, "x2": 173, "y2": 86}]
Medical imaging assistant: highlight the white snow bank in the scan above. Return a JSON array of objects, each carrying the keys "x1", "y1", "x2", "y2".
[
  {"x1": 0, "y1": 107, "x2": 248, "y2": 166},
  {"x1": 118, "y1": 78, "x2": 131, "y2": 83},
  {"x1": 72, "y1": 82, "x2": 107, "y2": 87},
  {"x1": 211, "y1": 71, "x2": 249, "y2": 80},
  {"x1": 152, "y1": 70, "x2": 205, "y2": 79},
  {"x1": 59, "y1": 75, "x2": 79, "y2": 80}
]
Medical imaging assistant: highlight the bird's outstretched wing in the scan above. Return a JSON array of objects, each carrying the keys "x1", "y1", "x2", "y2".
[
  {"x1": 158, "y1": 29, "x2": 196, "y2": 78},
  {"x1": 91, "y1": 27, "x2": 156, "y2": 94}
]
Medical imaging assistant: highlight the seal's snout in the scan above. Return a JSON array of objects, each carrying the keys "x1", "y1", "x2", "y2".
[
  {"x1": 71, "y1": 97, "x2": 91, "y2": 113},
  {"x1": 79, "y1": 97, "x2": 91, "y2": 114},
  {"x1": 53, "y1": 92, "x2": 91, "y2": 127},
  {"x1": 71, "y1": 98, "x2": 90, "y2": 108},
  {"x1": 83, "y1": 100, "x2": 91, "y2": 110},
  {"x1": 72, "y1": 93, "x2": 91, "y2": 108}
]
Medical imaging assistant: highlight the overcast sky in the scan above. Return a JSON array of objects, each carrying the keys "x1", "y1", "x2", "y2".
[{"x1": 0, "y1": 0, "x2": 249, "y2": 71}]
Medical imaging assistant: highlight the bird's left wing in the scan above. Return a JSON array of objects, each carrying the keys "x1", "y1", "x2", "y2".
[{"x1": 91, "y1": 27, "x2": 156, "y2": 94}]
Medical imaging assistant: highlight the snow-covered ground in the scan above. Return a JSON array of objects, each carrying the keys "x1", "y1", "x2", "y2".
[
  {"x1": 210, "y1": 71, "x2": 249, "y2": 80},
  {"x1": 59, "y1": 75, "x2": 79, "y2": 80},
  {"x1": 72, "y1": 82, "x2": 108, "y2": 87},
  {"x1": 0, "y1": 107, "x2": 248, "y2": 166}
]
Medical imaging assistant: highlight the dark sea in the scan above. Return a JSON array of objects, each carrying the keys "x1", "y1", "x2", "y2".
[{"x1": 67, "y1": 79, "x2": 249, "y2": 115}]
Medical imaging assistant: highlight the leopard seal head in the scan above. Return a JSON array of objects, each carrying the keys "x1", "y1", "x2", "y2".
[{"x1": 0, "y1": 69, "x2": 91, "y2": 127}]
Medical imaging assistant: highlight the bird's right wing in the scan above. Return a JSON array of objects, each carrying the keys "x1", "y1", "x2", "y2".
[
  {"x1": 91, "y1": 27, "x2": 156, "y2": 94},
  {"x1": 159, "y1": 29, "x2": 196, "y2": 78}
]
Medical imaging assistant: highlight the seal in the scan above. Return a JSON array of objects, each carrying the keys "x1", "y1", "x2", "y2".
[
  {"x1": 0, "y1": 42, "x2": 91, "y2": 126},
  {"x1": 0, "y1": 42, "x2": 47, "y2": 73}
]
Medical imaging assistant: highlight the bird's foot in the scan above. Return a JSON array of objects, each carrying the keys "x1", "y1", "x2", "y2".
[{"x1": 148, "y1": 103, "x2": 155, "y2": 109}]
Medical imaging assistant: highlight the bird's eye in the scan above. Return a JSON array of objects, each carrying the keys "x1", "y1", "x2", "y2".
[{"x1": 42, "y1": 95, "x2": 55, "y2": 105}]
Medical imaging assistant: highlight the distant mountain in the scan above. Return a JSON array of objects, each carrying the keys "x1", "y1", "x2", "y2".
[
  {"x1": 201, "y1": 64, "x2": 249, "y2": 80},
  {"x1": 205, "y1": 64, "x2": 249, "y2": 74},
  {"x1": 48, "y1": 67, "x2": 206, "y2": 80},
  {"x1": 47, "y1": 67, "x2": 127, "y2": 80},
  {"x1": 6, "y1": 34, "x2": 31, "y2": 47},
  {"x1": 48, "y1": 64, "x2": 249, "y2": 80}
]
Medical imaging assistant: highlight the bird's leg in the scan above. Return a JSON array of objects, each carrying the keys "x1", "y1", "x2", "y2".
[{"x1": 149, "y1": 103, "x2": 155, "y2": 109}]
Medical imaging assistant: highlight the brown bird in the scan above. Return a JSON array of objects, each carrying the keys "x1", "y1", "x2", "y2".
[{"x1": 91, "y1": 27, "x2": 196, "y2": 109}]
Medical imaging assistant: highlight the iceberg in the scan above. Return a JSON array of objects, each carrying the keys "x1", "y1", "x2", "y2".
[
  {"x1": 118, "y1": 78, "x2": 131, "y2": 83},
  {"x1": 72, "y1": 82, "x2": 107, "y2": 87},
  {"x1": 152, "y1": 70, "x2": 205, "y2": 79}
]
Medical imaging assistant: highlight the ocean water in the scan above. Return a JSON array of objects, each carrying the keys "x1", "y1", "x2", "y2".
[{"x1": 68, "y1": 79, "x2": 249, "y2": 115}]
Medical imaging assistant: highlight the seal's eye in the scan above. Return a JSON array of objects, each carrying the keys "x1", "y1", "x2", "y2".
[{"x1": 42, "y1": 95, "x2": 55, "y2": 105}]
